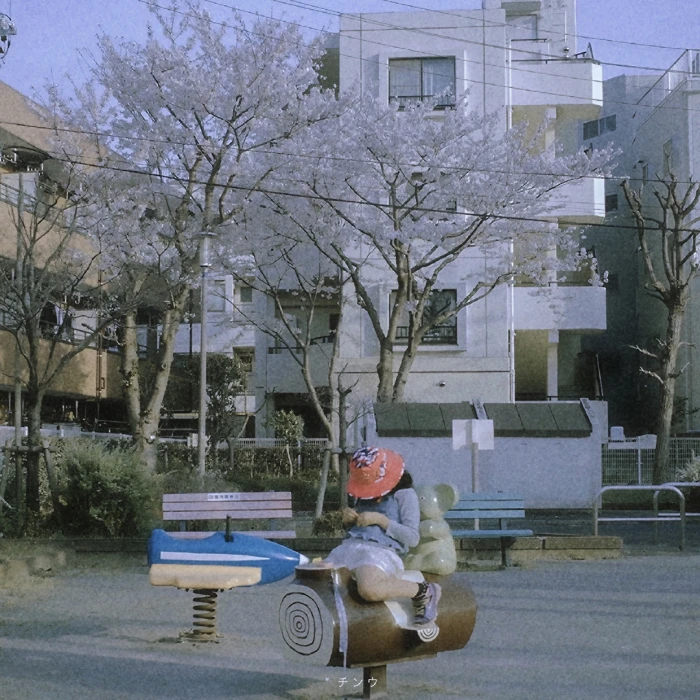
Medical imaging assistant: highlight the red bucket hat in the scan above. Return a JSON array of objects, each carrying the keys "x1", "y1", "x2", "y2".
[{"x1": 347, "y1": 447, "x2": 405, "y2": 499}]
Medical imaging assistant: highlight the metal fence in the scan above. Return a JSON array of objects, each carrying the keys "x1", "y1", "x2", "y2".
[
  {"x1": 602, "y1": 437, "x2": 700, "y2": 485},
  {"x1": 230, "y1": 438, "x2": 329, "y2": 449}
]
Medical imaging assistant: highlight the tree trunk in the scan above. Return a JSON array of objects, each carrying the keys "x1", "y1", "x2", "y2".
[
  {"x1": 652, "y1": 302, "x2": 685, "y2": 484},
  {"x1": 314, "y1": 443, "x2": 332, "y2": 521},
  {"x1": 120, "y1": 290, "x2": 190, "y2": 472},
  {"x1": 24, "y1": 387, "x2": 44, "y2": 513},
  {"x1": 132, "y1": 428, "x2": 160, "y2": 473},
  {"x1": 376, "y1": 341, "x2": 395, "y2": 403},
  {"x1": 392, "y1": 334, "x2": 422, "y2": 402}
]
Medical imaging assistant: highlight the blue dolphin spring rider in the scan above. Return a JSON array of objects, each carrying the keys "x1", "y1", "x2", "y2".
[{"x1": 148, "y1": 525, "x2": 308, "y2": 640}]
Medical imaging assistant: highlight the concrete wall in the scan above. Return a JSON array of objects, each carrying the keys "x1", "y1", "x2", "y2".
[{"x1": 365, "y1": 400, "x2": 607, "y2": 508}]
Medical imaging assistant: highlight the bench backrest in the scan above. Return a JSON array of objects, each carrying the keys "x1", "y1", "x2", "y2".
[
  {"x1": 162, "y1": 492, "x2": 293, "y2": 521},
  {"x1": 445, "y1": 493, "x2": 526, "y2": 521}
]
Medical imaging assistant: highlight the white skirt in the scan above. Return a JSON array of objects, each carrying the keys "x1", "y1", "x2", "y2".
[{"x1": 324, "y1": 539, "x2": 405, "y2": 577}]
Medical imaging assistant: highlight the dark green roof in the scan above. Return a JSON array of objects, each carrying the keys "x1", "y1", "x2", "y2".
[{"x1": 374, "y1": 402, "x2": 592, "y2": 438}]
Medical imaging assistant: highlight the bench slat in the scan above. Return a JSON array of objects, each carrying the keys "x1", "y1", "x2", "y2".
[
  {"x1": 451, "y1": 529, "x2": 534, "y2": 538},
  {"x1": 163, "y1": 492, "x2": 291, "y2": 503},
  {"x1": 450, "y1": 500, "x2": 525, "y2": 509},
  {"x1": 456, "y1": 493, "x2": 523, "y2": 500},
  {"x1": 445, "y1": 509, "x2": 525, "y2": 520},
  {"x1": 163, "y1": 508, "x2": 293, "y2": 520},
  {"x1": 167, "y1": 530, "x2": 297, "y2": 540},
  {"x1": 163, "y1": 501, "x2": 291, "y2": 514}
]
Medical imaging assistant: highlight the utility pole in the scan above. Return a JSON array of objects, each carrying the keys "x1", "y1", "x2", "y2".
[{"x1": 197, "y1": 232, "x2": 215, "y2": 477}]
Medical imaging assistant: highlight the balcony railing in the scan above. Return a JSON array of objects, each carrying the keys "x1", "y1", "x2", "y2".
[
  {"x1": 389, "y1": 94, "x2": 456, "y2": 110},
  {"x1": 396, "y1": 324, "x2": 457, "y2": 345},
  {"x1": 268, "y1": 334, "x2": 335, "y2": 354}
]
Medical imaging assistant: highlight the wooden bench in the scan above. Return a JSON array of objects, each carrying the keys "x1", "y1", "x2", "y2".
[
  {"x1": 444, "y1": 493, "x2": 533, "y2": 567},
  {"x1": 162, "y1": 491, "x2": 296, "y2": 540}
]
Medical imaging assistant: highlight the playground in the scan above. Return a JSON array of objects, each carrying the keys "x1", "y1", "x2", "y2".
[{"x1": 1, "y1": 546, "x2": 698, "y2": 700}]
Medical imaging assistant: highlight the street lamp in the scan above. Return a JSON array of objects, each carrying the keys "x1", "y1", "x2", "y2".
[
  {"x1": 0, "y1": 13, "x2": 17, "y2": 64},
  {"x1": 197, "y1": 232, "x2": 216, "y2": 477}
]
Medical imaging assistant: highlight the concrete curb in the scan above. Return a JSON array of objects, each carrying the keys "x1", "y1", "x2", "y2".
[
  {"x1": 455, "y1": 534, "x2": 623, "y2": 567},
  {"x1": 0, "y1": 532, "x2": 625, "y2": 572}
]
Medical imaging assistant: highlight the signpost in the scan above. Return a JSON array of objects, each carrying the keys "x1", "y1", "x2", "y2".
[{"x1": 452, "y1": 418, "x2": 494, "y2": 530}]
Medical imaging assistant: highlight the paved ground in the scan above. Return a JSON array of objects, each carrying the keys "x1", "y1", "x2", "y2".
[{"x1": 1, "y1": 544, "x2": 699, "y2": 700}]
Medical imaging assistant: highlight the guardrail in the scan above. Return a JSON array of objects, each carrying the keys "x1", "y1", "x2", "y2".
[
  {"x1": 653, "y1": 482, "x2": 700, "y2": 544},
  {"x1": 593, "y1": 485, "x2": 686, "y2": 551}
]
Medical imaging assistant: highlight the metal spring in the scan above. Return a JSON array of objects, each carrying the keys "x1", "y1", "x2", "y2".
[{"x1": 189, "y1": 588, "x2": 219, "y2": 641}]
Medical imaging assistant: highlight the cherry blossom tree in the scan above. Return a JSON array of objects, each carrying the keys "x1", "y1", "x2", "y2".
[
  {"x1": 246, "y1": 95, "x2": 614, "y2": 403},
  {"x1": 50, "y1": 1, "x2": 339, "y2": 469},
  {"x1": 0, "y1": 159, "x2": 125, "y2": 515}
]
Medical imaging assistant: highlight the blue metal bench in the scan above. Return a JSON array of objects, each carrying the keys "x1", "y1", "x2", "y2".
[{"x1": 445, "y1": 493, "x2": 533, "y2": 567}]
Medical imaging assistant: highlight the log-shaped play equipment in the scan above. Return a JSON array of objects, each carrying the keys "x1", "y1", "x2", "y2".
[{"x1": 278, "y1": 565, "x2": 477, "y2": 696}]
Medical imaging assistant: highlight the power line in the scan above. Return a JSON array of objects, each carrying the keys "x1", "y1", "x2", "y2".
[
  {"x1": 10, "y1": 146, "x2": 696, "y2": 235},
  {"x1": 137, "y1": 0, "x2": 700, "y2": 124},
  {"x1": 0, "y1": 115, "x2": 640, "y2": 190},
  {"x1": 254, "y1": 0, "x2": 696, "y2": 73},
  {"x1": 332, "y1": 0, "x2": 700, "y2": 55}
]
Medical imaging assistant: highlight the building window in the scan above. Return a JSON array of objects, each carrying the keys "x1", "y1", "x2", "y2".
[
  {"x1": 208, "y1": 280, "x2": 227, "y2": 312},
  {"x1": 663, "y1": 139, "x2": 673, "y2": 176},
  {"x1": 391, "y1": 289, "x2": 458, "y2": 345},
  {"x1": 328, "y1": 313, "x2": 339, "y2": 341},
  {"x1": 507, "y1": 14, "x2": 538, "y2": 41},
  {"x1": 605, "y1": 194, "x2": 618, "y2": 212},
  {"x1": 604, "y1": 272, "x2": 619, "y2": 292},
  {"x1": 638, "y1": 160, "x2": 649, "y2": 185},
  {"x1": 389, "y1": 57, "x2": 456, "y2": 109},
  {"x1": 238, "y1": 284, "x2": 253, "y2": 303},
  {"x1": 234, "y1": 348, "x2": 254, "y2": 373},
  {"x1": 583, "y1": 114, "x2": 616, "y2": 140}
]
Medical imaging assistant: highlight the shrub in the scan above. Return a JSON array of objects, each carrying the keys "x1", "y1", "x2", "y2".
[
  {"x1": 312, "y1": 509, "x2": 344, "y2": 536},
  {"x1": 229, "y1": 473, "x2": 339, "y2": 511},
  {"x1": 56, "y1": 439, "x2": 161, "y2": 537},
  {"x1": 677, "y1": 452, "x2": 700, "y2": 483}
]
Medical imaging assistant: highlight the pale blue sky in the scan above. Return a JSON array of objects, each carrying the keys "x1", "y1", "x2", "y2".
[{"x1": 1, "y1": 0, "x2": 698, "y2": 98}]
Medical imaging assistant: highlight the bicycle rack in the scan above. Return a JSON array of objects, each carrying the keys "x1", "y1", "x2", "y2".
[{"x1": 593, "y1": 485, "x2": 686, "y2": 550}]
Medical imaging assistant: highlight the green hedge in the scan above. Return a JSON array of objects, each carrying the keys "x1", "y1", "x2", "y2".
[{"x1": 0, "y1": 438, "x2": 334, "y2": 538}]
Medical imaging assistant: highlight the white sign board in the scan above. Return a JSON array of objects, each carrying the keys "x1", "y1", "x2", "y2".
[{"x1": 452, "y1": 419, "x2": 495, "y2": 451}]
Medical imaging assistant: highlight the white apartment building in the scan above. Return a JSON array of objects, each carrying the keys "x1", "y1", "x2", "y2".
[
  {"x1": 582, "y1": 51, "x2": 700, "y2": 435},
  {"x1": 250, "y1": 0, "x2": 607, "y2": 437}
]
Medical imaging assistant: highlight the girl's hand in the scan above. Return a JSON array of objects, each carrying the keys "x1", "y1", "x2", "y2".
[
  {"x1": 355, "y1": 512, "x2": 390, "y2": 530},
  {"x1": 342, "y1": 508, "x2": 359, "y2": 526}
]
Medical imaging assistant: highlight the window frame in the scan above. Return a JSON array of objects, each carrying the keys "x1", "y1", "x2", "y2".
[
  {"x1": 663, "y1": 139, "x2": 673, "y2": 176},
  {"x1": 583, "y1": 114, "x2": 616, "y2": 141},
  {"x1": 605, "y1": 193, "x2": 618, "y2": 212},
  {"x1": 208, "y1": 279, "x2": 227, "y2": 313},
  {"x1": 388, "y1": 56, "x2": 456, "y2": 110},
  {"x1": 506, "y1": 13, "x2": 538, "y2": 41},
  {"x1": 390, "y1": 288, "x2": 459, "y2": 346},
  {"x1": 238, "y1": 284, "x2": 253, "y2": 304}
]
